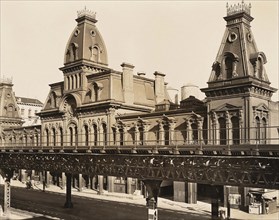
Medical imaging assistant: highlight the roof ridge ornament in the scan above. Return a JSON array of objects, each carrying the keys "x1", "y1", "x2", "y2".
[
  {"x1": 226, "y1": 0, "x2": 251, "y2": 16},
  {"x1": 77, "y1": 6, "x2": 96, "y2": 20},
  {"x1": 0, "y1": 75, "x2": 13, "y2": 84}
]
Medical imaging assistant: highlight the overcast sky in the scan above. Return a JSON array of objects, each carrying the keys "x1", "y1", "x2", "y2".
[{"x1": 1, "y1": 0, "x2": 278, "y2": 102}]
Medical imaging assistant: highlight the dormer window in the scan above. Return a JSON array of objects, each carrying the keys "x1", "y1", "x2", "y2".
[
  {"x1": 256, "y1": 57, "x2": 264, "y2": 79},
  {"x1": 222, "y1": 52, "x2": 239, "y2": 79},
  {"x1": 67, "y1": 43, "x2": 79, "y2": 62},
  {"x1": 250, "y1": 52, "x2": 267, "y2": 80},
  {"x1": 93, "y1": 47, "x2": 98, "y2": 62},
  {"x1": 225, "y1": 57, "x2": 233, "y2": 79},
  {"x1": 92, "y1": 82, "x2": 103, "y2": 101},
  {"x1": 90, "y1": 45, "x2": 100, "y2": 62}
]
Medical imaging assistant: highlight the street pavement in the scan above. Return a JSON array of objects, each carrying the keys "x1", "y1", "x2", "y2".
[{"x1": 0, "y1": 180, "x2": 279, "y2": 220}]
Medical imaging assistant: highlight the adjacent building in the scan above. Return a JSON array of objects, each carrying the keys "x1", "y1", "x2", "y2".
[{"x1": 16, "y1": 97, "x2": 42, "y2": 127}]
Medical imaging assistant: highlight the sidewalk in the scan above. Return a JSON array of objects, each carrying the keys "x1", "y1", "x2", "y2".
[{"x1": 2, "y1": 180, "x2": 279, "y2": 220}]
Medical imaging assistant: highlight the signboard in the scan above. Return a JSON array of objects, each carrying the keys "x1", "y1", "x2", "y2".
[{"x1": 229, "y1": 194, "x2": 241, "y2": 205}]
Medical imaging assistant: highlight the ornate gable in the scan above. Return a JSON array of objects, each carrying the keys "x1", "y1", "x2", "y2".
[
  {"x1": 214, "y1": 103, "x2": 240, "y2": 112},
  {"x1": 253, "y1": 103, "x2": 268, "y2": 112}
]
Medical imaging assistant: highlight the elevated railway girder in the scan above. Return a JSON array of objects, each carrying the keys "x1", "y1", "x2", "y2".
[{"x1": 0, "y1": 152, "x2": 278, "y2": 189}]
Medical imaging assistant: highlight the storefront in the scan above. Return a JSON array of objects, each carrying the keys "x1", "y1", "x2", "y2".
[{"x1": 247, "y1": 190, "x2": 278, "y2": 214}]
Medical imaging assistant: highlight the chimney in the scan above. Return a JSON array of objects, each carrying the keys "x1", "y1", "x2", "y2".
[
  {"x1": 154, "y1": 71, "x2": 166, "y2": 104},
  {"x1": 175, "y1": 94, "x2": 179, "y2": 105},
  {"x1": 121, "y1": 62, "x2": 134, "y2": 104}
]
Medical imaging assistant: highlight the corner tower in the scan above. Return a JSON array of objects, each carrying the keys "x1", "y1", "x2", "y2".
[{"x1": 201, "y1": 1, "x2": 277, "y2": 145}]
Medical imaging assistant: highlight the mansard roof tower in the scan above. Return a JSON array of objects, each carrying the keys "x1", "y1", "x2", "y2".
[
  {"x1": 61, "y1": 7, "x2": 108, "y2": 72},
  {"x1": 202, "y1": 1, "x2": 276, "y2": 97},
  {"x1": 201, "y1": 1, "x2": 277, "y2": 144}
]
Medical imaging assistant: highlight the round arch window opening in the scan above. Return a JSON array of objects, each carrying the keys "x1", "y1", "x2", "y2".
[
  {"x1": 90, "y1": 30, "x2": 96, "y2": 37},
  {"x1": 228, "y1": 32, "x2": 238, "y2": 43}
]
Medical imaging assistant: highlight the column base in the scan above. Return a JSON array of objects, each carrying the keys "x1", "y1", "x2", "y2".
[{"x1": 64, "y1": 201, "x2": 73, "y2": 208}]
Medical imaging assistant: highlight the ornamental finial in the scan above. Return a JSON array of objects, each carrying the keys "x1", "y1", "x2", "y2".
[
  {"x1": 227, "y1": 0, "x2": 251, "y2": 16},
  {"x1": 77, "y1": 6, "x2": 96, "y2": 20}
]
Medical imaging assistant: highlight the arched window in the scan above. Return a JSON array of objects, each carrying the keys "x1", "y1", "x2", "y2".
[
  {"x1": 218, "y1": 117, "x2": 227, "y2": 145},
  {"x1": 69, "y1": 127, "x2": 73, "y2": 146},
  {"x1": 138, "y1": 127, "x2": 144, "y2": 145},
  {"x1": 163, "y1": 124, "x2": 169, "y2": 145},
  {"x1": 119, "y1": 128, "x2": 124, "y2": 146},
  {"x1": 52, "y1": 128, "x2": 56, "y2": 146},
  {"x1": 231, "y1": 116, "x2": 240, "y2": 144},
  {"x1": 262, "y1": 118, "x2": 267, "y2": 144},
  {"x1": 102, "y1": 123, "x2": 107, "y2": 146},
  {"x1": 60, "y1": 127, "x2": 63, "y2": 146},
  {"x1": 92, "y1": 47, "x2": 99, "y2": 62},
  {"x1": 156, "y1": 125, "x2": 160, "y2": 144},
  {"x1": 93, "y1": 83, "x2": 99, "y2": 101},
  {"x1": 75, "y1": 126, "x2": 78, "y2": 146},
  {"x1": 255, "y1": 116, "x2": 261, "y2": 143},
  {"x1": 257, "y1": 57, "x2": 263, "y2": 79},
  {"x1": 191, "y1": 123, "x2": 198, "y2": 144},
  {"x1": 93, "y1": 124, "x2": 98, "y2": 146},
  {"x1": 7, "y1": 105, "x2": 14, "y2": 117},
  {"x1": 129, "y1": 127, "x2": 136, "y2": 145},
  {"x1": 30, "y1": 135, "x2": 34, "y2": 146},
  {"x1": 225, "y1": 57, "x2": 233, "y2": 79},
  {"x1": 46, "y1": 128, "x2": 49, "y2": 146},
  {"x1": 112, "y1": 127, "x2": 116, "y2": 145},
  {"x1": 71, "y1": 43, "x2": 78, "y2": 61},
  {"x1": 84, "y1": 125, "x2": 89, "y2": 146}
]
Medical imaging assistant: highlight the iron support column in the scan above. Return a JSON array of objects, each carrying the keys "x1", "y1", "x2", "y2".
[
  {"x1": 97, "y1": 175, "x2": 104, "y2": 195},
  {"x1": 61, "y1": 172, "x2": 66, "y2": 190},
  {"x1": 143, "y1": 180, "x2": 162, "y2": 220},
  {"x1": 4, "y1": 177, "x2": 11, "y2": 216},
  {"x1": 211, "y1": 186, "x2": 220, "y2": 220},
  {"x1": 64, "y1": 173, "x2": 73, "y2": 208},
  {"x1": 2, "y1": 170, "x2": 13, "y2": 217},
  {"x1": 78, "y1": 173, "x2": 83, "y2": 192}
]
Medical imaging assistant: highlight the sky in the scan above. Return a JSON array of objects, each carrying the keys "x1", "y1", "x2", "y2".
[{"x1": 0, "y1": 0, "x2": 278, "y2": 103}]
